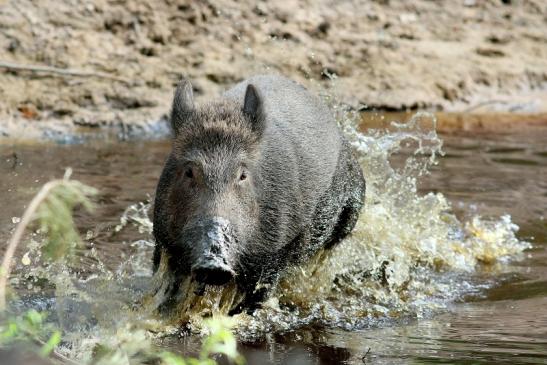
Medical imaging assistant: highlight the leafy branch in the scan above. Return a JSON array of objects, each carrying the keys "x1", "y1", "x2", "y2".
[
  {"x1": 0, "y1": 168, "x2": 97, "y2": 311},
  {"x1": 0, "y1": 310, "x2": 60, "y2": 356}
]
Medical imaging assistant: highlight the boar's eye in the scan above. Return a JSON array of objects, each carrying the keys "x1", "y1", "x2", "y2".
[
  {"x1": 184, "y1": 167, "x2": 194, "y2": 179},
  {"x1": 239, "y1": 171, "x2": 247, "y2": 182}
]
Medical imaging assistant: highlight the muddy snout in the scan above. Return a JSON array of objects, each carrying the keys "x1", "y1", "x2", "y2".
[{"x1": 190, "y1": 217, "x2": 236, "y2": 286}]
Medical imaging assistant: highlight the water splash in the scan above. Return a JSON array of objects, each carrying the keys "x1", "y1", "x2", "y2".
[
  {"x1": 228, "y1": 112, "x2": 530, "y2": 337},
  {"x1": 11, "y1": 111, "x2": 531, "y2": 357},
  {"x1": 141, "y1": 111, "x2": 529, "y2": 338}
]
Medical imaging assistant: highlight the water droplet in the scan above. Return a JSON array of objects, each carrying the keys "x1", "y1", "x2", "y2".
[{"x1": 21, "y1": 252, "x2": 31, "y2": 265}]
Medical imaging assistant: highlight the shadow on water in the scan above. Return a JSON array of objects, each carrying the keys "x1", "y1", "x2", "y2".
[{"x1": 0, "y1": 113, "x2": 546, "y2": 364}]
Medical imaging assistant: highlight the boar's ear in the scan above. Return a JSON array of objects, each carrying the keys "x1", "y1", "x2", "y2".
[
  {"x1": 171, "y1": 78, "x2": 194, "y2": 133},
  {"x1": 243, "y1": 84, "x2": 265, "y2": 136}
]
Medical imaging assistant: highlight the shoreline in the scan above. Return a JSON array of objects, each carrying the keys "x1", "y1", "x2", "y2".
[
  {"x1": 2, "y1": 110, "x2": 546, "y2": 145},
  {"x1": 1, "y1": 0, "x2": 547, "y2": 143}
]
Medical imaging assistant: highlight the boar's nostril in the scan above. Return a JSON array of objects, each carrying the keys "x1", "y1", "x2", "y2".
[{"x1": 192, "y1": 263, "x2": 234, "y2": 286}]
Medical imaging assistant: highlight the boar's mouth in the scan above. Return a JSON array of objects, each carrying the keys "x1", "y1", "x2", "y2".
[
  {"x1": 191, "y1": 257, "x2": 235, "y2": 286},
  {"x1": 188, "y1": 216, "x2": 237, "y2": 286}
]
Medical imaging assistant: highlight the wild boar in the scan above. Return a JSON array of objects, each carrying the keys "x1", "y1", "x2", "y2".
[{"x1": 152, "y1": 75, "x2": 365, "y2": 313}]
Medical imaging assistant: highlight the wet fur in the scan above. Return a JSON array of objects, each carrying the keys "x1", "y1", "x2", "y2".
[{"x1": 153, "y1": 75, "x2": 366, "y2": 313}]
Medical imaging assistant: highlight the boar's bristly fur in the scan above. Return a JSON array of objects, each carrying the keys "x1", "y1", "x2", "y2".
[{"x1": 153, "y1": 75, "x2": 365, "y2": 314}]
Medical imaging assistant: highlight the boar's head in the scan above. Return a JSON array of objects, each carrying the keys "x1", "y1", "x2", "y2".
[{"x1": 153, "y1": 79, "x2": 266, "y2": 288}]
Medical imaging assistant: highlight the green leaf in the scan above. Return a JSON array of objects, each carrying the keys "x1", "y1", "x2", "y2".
[
  {"x1": 40, "y1": 330, "x2": 61, "y2": 357},
  {"x1": 0, "y1": 322, "x2": 18, "y2": 342},
  {"x1": 198, "y1": 317, "x2": 244, "y2": 365},
  {"x1": 24, "y1": 309, "x2": 44, "y2": 328}
]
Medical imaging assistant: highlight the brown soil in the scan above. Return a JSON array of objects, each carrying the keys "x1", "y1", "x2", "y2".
[{"x1": 0, "y1": 0, "x2": 546, "y2": 140}]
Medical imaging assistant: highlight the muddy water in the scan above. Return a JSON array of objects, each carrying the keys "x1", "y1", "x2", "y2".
[{"x1": 0, "y1": 116, "x2": 546, "y2": 364}]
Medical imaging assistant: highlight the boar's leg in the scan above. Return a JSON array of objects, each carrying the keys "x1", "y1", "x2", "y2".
[
  {"x1": 152, "y1": 245, "x2": 161, "y2": 273},
  {"x1": 228, "y1": 285, "x2": 270, "y2": 315},
  {"x1": 229, "y1": 270, "x2": 280, "y2": 315},
  {"x1": 230, "y1": 231, "x2": 311, "y2": 314}
]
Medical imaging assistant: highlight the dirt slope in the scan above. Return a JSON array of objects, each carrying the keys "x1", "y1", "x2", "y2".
[{"x1": 0, "y1": 0, "x2": 546, "y2": 140}]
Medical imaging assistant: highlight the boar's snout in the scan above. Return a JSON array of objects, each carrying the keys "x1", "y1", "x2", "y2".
[
  {"x1": 192, "y1": 259, "x2": 234, "y2": 286},
  {"x1": 189, "y1": 217, "x2": 237, "y2": 286}
]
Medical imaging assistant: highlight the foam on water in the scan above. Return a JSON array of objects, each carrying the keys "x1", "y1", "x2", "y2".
[{"x1": 13, "y1": 111, "x2": 531, "y2": 359}]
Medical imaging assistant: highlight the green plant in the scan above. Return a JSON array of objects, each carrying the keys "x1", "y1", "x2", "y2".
[
  {"x1": 91, "y1": 317, "x2": 244, "y2": 365},
  {"x1": 0, "y1": 309, "x2": 61, "y2": 357},
  {"x1": 159, "y1": 317, "x2": 245, "y2": 365},
  {"x1": 0, "y1": 168, "x2": 97, "y2": 310}
]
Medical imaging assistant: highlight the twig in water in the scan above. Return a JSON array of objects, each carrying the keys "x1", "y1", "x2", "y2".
[
  {"x1": 33, "y1": 338, "x2": 81, "y2": 365},
  {"x1": 361, "y1": 347, "x2": 371, "y2": 364},
  {"x1": 0, "y1": 180, "x2": 65, "y2": 311},
  {"x1": 0, "y1": 60, "x2": 131, "y2": 84}
]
